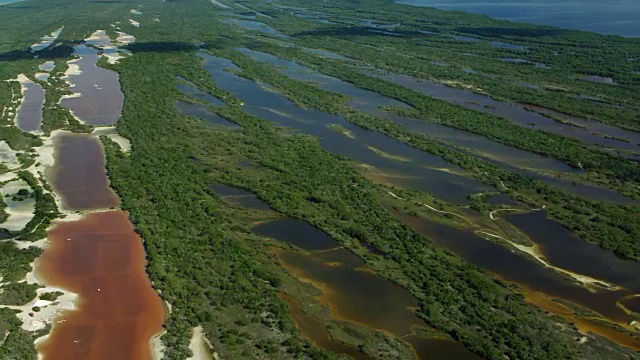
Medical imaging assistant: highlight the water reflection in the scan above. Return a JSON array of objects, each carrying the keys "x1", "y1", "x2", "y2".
[
  {"x1": 278, "y1": 293, "x2": 372, "y2": 360},
  {"x1": 48, "y1": 133, "x2": 120, "y2": 211},
  {"x1": 256, "y1": 218, "x2": 480, "y2": 360},
  {"x1": 506, "y1": 212, "x2": 640, "y2": 292},
  {"x1": 223, "y1": 18, "x2": 289, "y2": 38},
  {"x1": 236, "y1": 49, "x2": 599, "y2": 175},
  {"x1": 253, "y1": 219, "x2": 338, "y2": 250},
  {"x1": 37, "y1": 211, "x2": 166, "y2": 360},
  {"x1": 235, "y1": 48, "x2": 639, "y2": 204},
  {"x1": 237, "y1": 47, "x2": 409, "y2": 114},
  {"x1": 176, "y1": 83, "x2": 225, "y2": 106}
]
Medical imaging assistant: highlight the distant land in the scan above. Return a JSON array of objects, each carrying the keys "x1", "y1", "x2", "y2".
[{"x1": 396, "y1": 0, "x2": 640, "y2": 37}]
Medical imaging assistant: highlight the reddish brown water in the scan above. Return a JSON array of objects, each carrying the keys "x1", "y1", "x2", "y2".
[
  {"x1": 49, "y1": 133, "x2": 120, "y2": 211},
  {"x1": 36, "y1": 211, "x2": 165, "y2": 360}
]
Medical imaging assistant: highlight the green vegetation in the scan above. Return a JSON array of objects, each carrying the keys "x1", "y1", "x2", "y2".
[
  {"x1": 0, "y1": 241, "x2": 40, "y2": 283},
  {"x1": 0, "y1": 283, "x2": 38, "y2": 306},
  {"x1": 104, "y1": 43, "x2": 597, "y2": 358},
  {"x1": 38, "y1": 291, "x2": 64, "y2": 302},
  {"x1": 245, "y1": 43, "x2": 640, "y2": 191},
  {"x1": 209, "y1": 47, "x2": 640, "y2": 260},
  {"x1": 0, "y1": 0, "x2": 639, "y2": 359},
  {"x1": 14, "y1": 171, "x2": 59, "y2": 241},
  {"x1": 0, "y1": 308, "x2": 38, "y2": 360},
  {"x1": 253, "y1": 0, "x2": 640, "y2": 131}
]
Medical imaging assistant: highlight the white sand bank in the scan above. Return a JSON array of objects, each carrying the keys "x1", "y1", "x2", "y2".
[
  {"x1": 0, "y1": 178, "x2": 36, "y2": 232},
  {"x1": 186, "y1": 326, "x2": 215, "y2": 360}
]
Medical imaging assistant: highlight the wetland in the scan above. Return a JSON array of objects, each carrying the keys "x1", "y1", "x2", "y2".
[{"x1": 1, "y1": 0, "x2": 640, "y2": 359}]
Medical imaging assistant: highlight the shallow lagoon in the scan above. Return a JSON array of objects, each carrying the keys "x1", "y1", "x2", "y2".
[
  {"x1": 236, "y1": 48, "x2": 639, "y2": 204},
  {"x1": 372, "y1": 71, "x2": 640, "y2": 159},
  {"x1": 200, "y1": 51, "x2": 492, "y2": 203}
]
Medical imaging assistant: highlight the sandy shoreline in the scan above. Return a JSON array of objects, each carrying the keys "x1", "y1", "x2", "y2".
[
  {"x1": 0, "y1": 26, "x2": 162, "y2": 359},
  {"x1": 186, "y1": 326, "x2": 215, "y2": 360},
  {"x1": 478, "y1": 230, "x2": 619, "y2": 290},
  {"x1": 0, "y1": 256, "x2": 78, "y2": 334}
]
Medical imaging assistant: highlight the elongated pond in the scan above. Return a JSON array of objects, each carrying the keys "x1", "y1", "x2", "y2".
[
  {"x1": 393, "y1": 210, "x2": 640, "y2": 347},
  {"x1": 200, "y1": 52, "x2": 492, "y2": 203},
  {"x1": 16, "y1": 75, "x2": 45, "y2": 133},
  {"x1": 234, "y1": 48, "x2": 638, "y2": 205},
  {"x1": 35, "y1": 50, "x2": 164, "y2": 358},
  {"x1": 373, "y1": 71, "x2": 640, "y2": 160},
  {"x1": 235, "y1": 48, "x2": 576, "y2": 173},
  {"x1": 48, "y1": 133, "x2": 120, "y2": 211},
  {"x1": 37, "y1": 211, "x2": 165, "y2": 360}
]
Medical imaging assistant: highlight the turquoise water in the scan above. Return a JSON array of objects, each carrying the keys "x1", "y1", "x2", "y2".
[
  {"x1": 0, "y1": 0, "x2": 24, "y2": 5},
  {"x1": 396, "y1": 0, "x2": 640, "y2": 37}
]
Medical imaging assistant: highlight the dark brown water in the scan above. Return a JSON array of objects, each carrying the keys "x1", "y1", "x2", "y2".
[
  {"x1": 275, "y1": 246, "x2": 480, "y2": 360},
  {"x1": 278, "y1": 293, "x2": 372, "y2": 360},
  {"x1": 255, "y1": 218, "x2": 480, "y2": 360},
  {"x1": 16, "y1": 77, "x2": 45, "y2": 132},
  {"x1": 38, "y1": 128, "x2": 164, "y2": 357},
  {"x1": 620, "y1": 296, "x2": 640, "y2": 314},
  {"x1": 48, "y1": 133, "x2": 120, "y2": 211},
  {"x1": 253, "y1": 219, "x2": 339, "y2": 251},
  {"x1": 211, "y1": 184, "x2": 271, "y2": 210},
  {"x1": 60, "y1": 45, "x2": 123, "y2": 126},
  {"x1": 202, "y1": 49, "x2": 640, "y2": 352},
  {"x1": 506, "y1": 212, "x2": 640, "y2": 292},
  {"x1": 36, "y1": 211, "x2": 165, "y2": 360}
]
